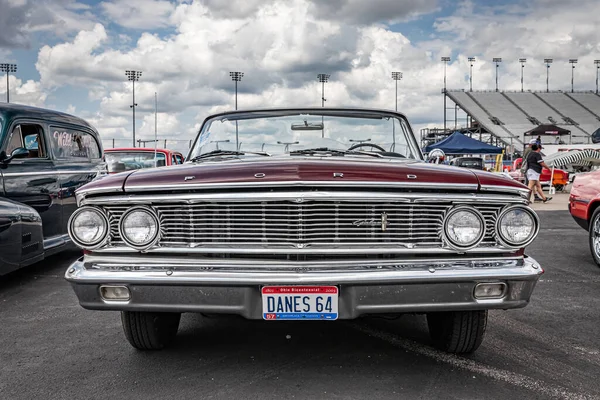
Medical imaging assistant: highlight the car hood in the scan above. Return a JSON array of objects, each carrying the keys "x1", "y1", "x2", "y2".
[
  {"x1": 124, "y1": 157, "x2": 478, "y2": 188},
  {"x1": 77, "y1": 156, "x2": 528, "y2": 195}
]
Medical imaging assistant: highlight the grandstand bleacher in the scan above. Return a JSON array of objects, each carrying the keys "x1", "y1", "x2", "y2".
[{"x1": 442, "y1": 90, "x2": 600, "y2": 153}]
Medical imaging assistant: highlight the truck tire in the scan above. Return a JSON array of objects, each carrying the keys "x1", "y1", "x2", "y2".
[
  {"x1": 426, "y1": 310, "x2": 487, "y2": 354},
  {"x1": 588, "y1": 207, "x2": 600, "y2": 268},
  {"x1": 121, "y1": 311, "x2": 181, "y2": 350}
]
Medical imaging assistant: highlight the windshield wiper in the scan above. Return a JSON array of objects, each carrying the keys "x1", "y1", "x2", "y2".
[
  {"x1": 290, "y1": 148, "x2": 382, "y2": 158},
  {"x1": 189, "y1": 149, "x2": 270, "y2": 162}
]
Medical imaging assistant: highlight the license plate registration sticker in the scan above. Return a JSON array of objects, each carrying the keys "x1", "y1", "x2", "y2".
[{"x1": 262, "y1": 286, "x2": 338, "y2": 320}]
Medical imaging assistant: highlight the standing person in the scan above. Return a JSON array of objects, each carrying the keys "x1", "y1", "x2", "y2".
[
  {"x1": 526, "y1": 144, "x2": 552, "y2": 203},
  {"x1": 521, "y1": 138, "x2": 537, "y2": 186}
]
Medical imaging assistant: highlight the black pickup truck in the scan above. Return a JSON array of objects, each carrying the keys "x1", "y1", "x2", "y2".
[{"x1": 0, "y1": 104, "x2": 106, "y2": 275}]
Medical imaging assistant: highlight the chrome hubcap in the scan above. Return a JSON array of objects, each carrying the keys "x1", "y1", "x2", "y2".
[{"x1": 593, "y1": 216, "x2": 600, "y2": 259}]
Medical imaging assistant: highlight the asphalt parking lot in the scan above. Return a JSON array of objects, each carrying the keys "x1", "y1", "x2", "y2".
[{"x1": 1, "y1": 210, "x2": 599, "y2": 400}]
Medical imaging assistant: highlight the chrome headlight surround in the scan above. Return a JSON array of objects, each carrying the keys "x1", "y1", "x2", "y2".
[
  {"x1": 67, "y1": 206, "x2": 110, "y2": 250},
  {"x1": 118, "y1": 206, "x2": 161, "y2": 251},
  {"x1": 442, "y1": 206, "x2": 486, "y2": 251},
  {"x1": 495, "y1": 205, "x2": 539, "y2": 249}
]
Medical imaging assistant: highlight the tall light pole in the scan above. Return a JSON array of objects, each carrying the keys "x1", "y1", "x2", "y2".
[
  {"x1": 229, "y1": 71, "x2": 244, "y2": 151},
  {"x1": 391, "y1": 71, "x2": 402, "y2": 111},
  {"x1": 468, "y1": 57, "x2": 475, "y2": 92},
  {"x1": 0, "y1": 63, "x2": 17, "y2": 103},
  {"x1": 317, "y1": 73, "x2": 330, "y2": 107},
  {"x1": 229, "y1": 71, "x2": 244, "y2": 110},
  {"x1": 595, "y1": 60, "x2": 600, "y2": 94},
  {"x1": 519, "y1": 58, "x2": 527, "y2": 92},
  {"x1": 441, "y1": 56, "x2": 450, "y2": 133},
  {"x1": 493, "y1": 58, "x2": 502, "y2": 92},
  {"x1": 569, "y1": 59, "x2": 578, "y2": 93},
  {"x1": 125, "y1": 70, "x2": 142, "y2": 147},
  {"x1": 317, "y1": 73, "x2": 330, "y2": 138},
  {"x1": 544, "y1": 59, "x2": 553, "y2": 92}
]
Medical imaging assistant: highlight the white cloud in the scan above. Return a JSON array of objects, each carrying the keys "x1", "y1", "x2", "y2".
[
  {"x1": 0, "y1": 75, "x2": 47, "y2": 106},
  {"x1": 10, "y1": 0, "x2": 600, "y2": 155},
  {"x1": 101, "y1": 0, "x2": 176, "y2": 29}
]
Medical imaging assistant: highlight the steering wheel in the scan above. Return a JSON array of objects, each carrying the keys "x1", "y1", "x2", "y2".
[{"x1": 347, "y1": 143, "x2": 387, "y2": 152}]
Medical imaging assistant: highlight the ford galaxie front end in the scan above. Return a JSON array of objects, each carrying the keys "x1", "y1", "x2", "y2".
[{"x1": 65, "y1": 108, "x2": 542, "y2": 353}]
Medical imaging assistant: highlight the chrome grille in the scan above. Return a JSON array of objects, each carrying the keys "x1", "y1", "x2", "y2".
[{"x1": 103, "y1": 200, "x2": 503, "y2": 249}]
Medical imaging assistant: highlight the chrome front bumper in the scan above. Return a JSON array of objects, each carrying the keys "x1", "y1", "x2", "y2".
[{"x1": 65, "y1": 255, "x2": 543, "y2": 319}]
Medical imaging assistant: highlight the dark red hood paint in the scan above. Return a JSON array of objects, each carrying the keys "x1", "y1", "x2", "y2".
[
  {"x1": 77, "y1": 157, "x2": 528, "y2": 193},
  {"x1": 120, "y1": 158, "x2": 479, "y2": 189}
]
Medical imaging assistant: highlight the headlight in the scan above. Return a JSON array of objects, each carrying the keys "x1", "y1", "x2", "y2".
[
  {"x1": 443, "y1": 206, "x2": 485, "y2": 250},
  {"x1": 496, "y1": 205, "x2": 539, "y2": 248},
  {"x1": 68, "y1": 206, "x2": 109, "y2": 249},
  {"x1": 119, "y1": 206, "x2": 160, "y2": 250}
]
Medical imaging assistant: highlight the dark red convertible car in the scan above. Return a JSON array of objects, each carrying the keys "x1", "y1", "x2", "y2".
[
  {"x1": 64, "y1": 108, "x2": 542, "y2": 354},
  {"x1": 569, "y1": 169, "x2": 600, "y2": 267}
]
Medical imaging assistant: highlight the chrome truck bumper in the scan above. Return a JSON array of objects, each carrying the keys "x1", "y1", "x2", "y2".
[{"x1": 65, "y1": 255, "x2": 543, "y2": 319}]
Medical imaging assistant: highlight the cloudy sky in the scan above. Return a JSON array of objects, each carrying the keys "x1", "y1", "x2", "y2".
[{"x1": 2, "y1": 0, "x2": 600, "y2": 153}]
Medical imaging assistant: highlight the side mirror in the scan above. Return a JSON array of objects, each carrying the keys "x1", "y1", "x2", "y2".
[
  {"x1": 428, "y1": 149, "x2": 446, "y2": 164},
  {"x1": 0, "y1": 147, "x2": 29, "y2": 164}
]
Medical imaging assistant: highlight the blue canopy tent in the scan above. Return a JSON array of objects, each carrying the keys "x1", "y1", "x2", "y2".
[{"x1": 424, "y1": 132, "x2": 503, "y2": 154}]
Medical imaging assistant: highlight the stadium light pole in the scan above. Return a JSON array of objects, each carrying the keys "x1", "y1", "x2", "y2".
[
  {"x1": 544, "y1": 59, "x2": 553, "y2": 92},
  {"x1": 317, "y1": 73, "x2": 330, "y2": 107},
  {"x1": 493, "y1": 58, "x2": 502, "y2": 92},
  {"x1": 391, "y1": 72, "x2": 402, "y2": 111},
  {"x1": 441, "y1": 56, "x2": 450, "y2": 133},
  {"x1": 569, "y1": 59, "x2": 578, "y2": 93},
  {"x1": 595, "y1": 60, "x2": 600, "y2": 94},
  {"x1": 229, "y1": 71, "x2": 244, "y2": 110},
  {"x1": 468, "y1": 57, "x2": 475, "y2": 92},
  {"x1": 519, "y1": 58, "x2": 527, "y2": 92},
  {"x1": 229, "y1": 71, "x2": 244, "y2": 151},
  {"x1": 317, "y1": 73, "x2": 330, "y2": 138},
  {"x1": 0, "y1": 63, "x2": 17, "y2": 103},
  {"x1": 125, "y1": 70, "x2": 142, "y2": 147}
]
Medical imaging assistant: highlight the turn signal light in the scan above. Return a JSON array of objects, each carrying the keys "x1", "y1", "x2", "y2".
[
  {"x1": 100, "y1": 285, "x2": 131, "y2": 301},
  {"x1": 474, "y1": 283, "x2": 506, "y2": 299}
]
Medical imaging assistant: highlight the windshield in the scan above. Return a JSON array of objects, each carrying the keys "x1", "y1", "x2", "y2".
[
  {"x1": 188, "y1": 110, "x2": 421, "y2": 160},
  {"x1": 105, "y1": 151, "x2": 166, "y2": 173}
]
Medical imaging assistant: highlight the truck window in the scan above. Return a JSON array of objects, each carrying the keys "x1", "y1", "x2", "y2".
[
  {"x1": 50, "y1": 127, "x2": 101, "y2": 160},
  {"x1": 5, "y1": 124, "x2": 47, "y2": 158}
]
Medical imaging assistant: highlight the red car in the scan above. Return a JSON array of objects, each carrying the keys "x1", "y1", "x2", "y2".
[
  {"x1": 569, "y1": 169, "x2": 600, "y2": 267},
  {"x1": 508, "y1": 157, "x2": 569, "y2": 191},
  {"x1": 65, "y1": 108, "x2": 543, "y2": 354},
  {"x1": 104, "y1": 147, "x2": 184, "y2": 174}
]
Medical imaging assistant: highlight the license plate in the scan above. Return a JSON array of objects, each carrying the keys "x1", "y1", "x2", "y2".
[{"x1": 262, "y1": 286, "x2": 338, "y2": 320}]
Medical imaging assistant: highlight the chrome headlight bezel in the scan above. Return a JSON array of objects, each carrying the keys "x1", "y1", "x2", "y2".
[
  {"x1": 67, "y1": 206, "x2": 110, "y2": 250},
  {"x1": 442, "y1": 206, "x2": 486, "y2": 251},
  {"x1": 495, "y1": 205, "x2": 539, "y2": 248},
  {"x1": 118, "y1": 206, "x2": 161, "y2": 251}
]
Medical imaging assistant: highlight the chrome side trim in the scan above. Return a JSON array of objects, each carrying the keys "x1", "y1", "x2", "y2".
[
  {"x1": 83, "y1": 253, "x2": 523, "y2": 268},
  {"x1": 80, "y1": 191, "x2": 526, "y2": 206},
  {"x1": 89, "y1": 181, "x2": 480, "y2": 194},
  {"x1": 2, "y1": 170, "x2": 104, "y2": 177},
  {"x1": 479, "y1": 184, "x2": 530, "y2": 197},
  {"x1": 92, "y1": 246, "x2": 514, "y2": 255}
]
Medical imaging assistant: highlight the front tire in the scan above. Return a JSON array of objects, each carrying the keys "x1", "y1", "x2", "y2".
[
  {"x1": 121, "y1": 311, "x2": 181, "y2": 350},
  {"x1": 426, "y1": 310, "x2": 487, "y2": 354},
  {"x1": 588, "y1": 207, "x2": 600, "y2": 268}
]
